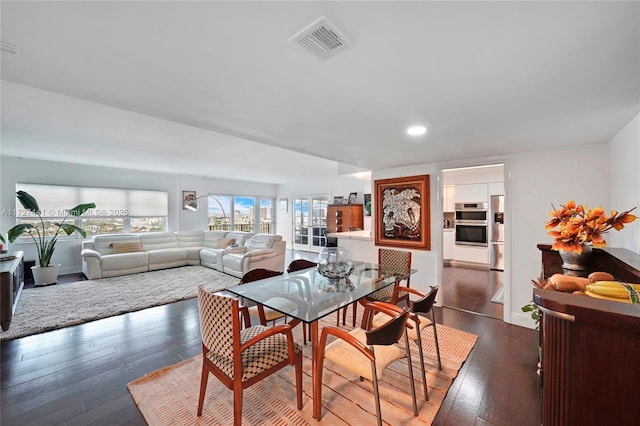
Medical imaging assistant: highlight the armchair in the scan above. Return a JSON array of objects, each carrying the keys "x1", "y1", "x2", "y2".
[{"x1": 222, "y1": 234, "x2": 286, "y2": 278}]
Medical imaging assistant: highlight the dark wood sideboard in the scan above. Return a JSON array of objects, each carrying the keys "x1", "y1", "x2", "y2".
[
  {"x1": 1, "y1": 251, "x2": 25, "y2": 331},
  {"x1": 535, "y1": 245, "x2": 640, "y2": 425}
]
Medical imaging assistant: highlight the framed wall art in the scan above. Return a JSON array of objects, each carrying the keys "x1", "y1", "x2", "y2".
[
  {"x1": 279, "y1": 198, "x2": 288, "y2": 212},
  {"x1": 182, "y1": 190, "x2": 197, "y2": 209},
  {"x1": 348, "y1": 192, "x2": 357, "y2": 204},
  {"x1": 374, "y1": 174, "x2": 431, "y2": 250}
]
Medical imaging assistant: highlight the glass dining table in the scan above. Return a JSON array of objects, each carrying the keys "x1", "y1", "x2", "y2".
[{"x1": 225, "y1": 261, "x2": 416, "y2": 418}]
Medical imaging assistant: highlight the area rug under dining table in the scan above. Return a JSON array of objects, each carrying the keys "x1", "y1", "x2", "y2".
[{"x1": 128, "y1": 309, "x2": 478, "y2": 425}]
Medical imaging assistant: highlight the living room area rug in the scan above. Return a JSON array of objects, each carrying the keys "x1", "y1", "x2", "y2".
[
  {"x1": 1, "y1": 266, "x2": 238, "y2": 341},
  {"x1": 127, "y1": 312, "x2": 478, "y2": 425}
]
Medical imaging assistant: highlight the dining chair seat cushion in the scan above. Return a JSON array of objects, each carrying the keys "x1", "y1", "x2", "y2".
[
  {"x1": 324, "y1": 327, "x2": 406, "y2": 381},
  {"x1": 205, "y1": 324, "x2": 301, "y2": 381},
  {"x1": 247, "y1": 297, "x2": 298, "y2": 321},
  {"x1": 372, "y1": 312, "x2": 431, "y2": 342}
]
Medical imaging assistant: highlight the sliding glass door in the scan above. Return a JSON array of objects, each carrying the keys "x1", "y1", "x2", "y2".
[{"x1": 292, "y1": 194, "x2": 329, "y2": 252}]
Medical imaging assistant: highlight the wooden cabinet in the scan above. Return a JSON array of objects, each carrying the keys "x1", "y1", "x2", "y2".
[
  {"x1": 327, "y1": 204, "x2": 363, "y2": 234},
  {"x1": 1, "y1": 251, "x2": 24, "y2": 331},
  {"x1": 535, "y1": 246, "x2": 640, "y2": 425}
]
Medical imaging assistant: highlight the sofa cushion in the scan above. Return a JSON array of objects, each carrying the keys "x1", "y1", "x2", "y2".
[
  {"x1": 175, "y1": 231, "x2": 205, "y2": 247},
  {"x1": 92, "y1": 234, "x2": 141, "y2": 255},
  {"x1": 101, "y1": 252, "x2": 149, "y2": 271},
  {"x1": 112, "y1": 241, "x2": 143, "y2": 254},
  {"x1": 202, "y1": 231, "x2": 229, "y2": 248},
  {"x1": 246, "y1": 234, "x2": 282, "y2": 251},
  {"x1": 147, "y1": 248, "x2": 188, "y2": 271},
  {"x1": 215, "y1": 237, "x2": 235, "y2": 249},
  {"x1": 139, "y1": 232, "x2": 178, "y2": 251}
]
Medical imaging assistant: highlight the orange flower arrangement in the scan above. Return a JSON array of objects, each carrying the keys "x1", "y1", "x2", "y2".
[{"x1": 545, "y1": 200, "x2": 637, "y2": 253}]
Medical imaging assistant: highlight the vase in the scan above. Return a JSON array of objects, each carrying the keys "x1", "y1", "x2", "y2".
[{"x1": 558, "y1": 245, "x2": 592, "y2": 274}]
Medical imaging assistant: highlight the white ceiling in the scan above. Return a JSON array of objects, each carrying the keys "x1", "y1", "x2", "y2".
[{"x1": 1, "y1": 1, "x2": 639, "y2": 184}]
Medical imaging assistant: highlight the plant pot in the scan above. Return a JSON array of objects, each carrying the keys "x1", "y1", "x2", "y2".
[{"x1": 31, "y1": 264, "x2": 60, "y2": 287}]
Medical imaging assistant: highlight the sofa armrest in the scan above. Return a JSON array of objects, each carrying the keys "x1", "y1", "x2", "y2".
[
  {"x1": 225, "y1": 246, "x2": 247, "y2": 255},
  {"x1": 81, "y1": 248, "x2": 102, "y2": 259},
  {"x1": 81, "y1": 248, "x2": 103, "y2": 280}
]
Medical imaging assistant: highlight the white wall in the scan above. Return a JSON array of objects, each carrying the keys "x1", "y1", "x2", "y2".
[
  {"x1": 608, "y1": 113, "x2": 640, "y2": 253},
  {"x1": 1, "y1": 156, "x2": 276, "y2": 275}
]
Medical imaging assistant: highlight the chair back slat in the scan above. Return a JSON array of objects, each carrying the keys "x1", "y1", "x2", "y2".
[
  {"x1": 366, "y1": 309, "x2": 410, "y2": 346},
  {"x1": 412, "y1": 286, "x2": 438, "y2": 314},
  {"x1": 287, "y1": 259, "x2": 317, "y2": 273},
  {"x1": 198, "y1": 287, "x2": 235, "y2": 360},
  {"x1": 240, "y1": 268, "x2": 282, "y2": 284}
]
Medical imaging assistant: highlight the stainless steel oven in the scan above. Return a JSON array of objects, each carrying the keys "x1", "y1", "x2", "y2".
[{"x1": 455, "y1": 202, "x2": 488, "y2": 246}]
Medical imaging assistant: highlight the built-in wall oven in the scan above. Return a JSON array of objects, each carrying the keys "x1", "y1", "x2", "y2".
[{"x1": 455, "y1": 202, "x2": 489, "y2": 247}]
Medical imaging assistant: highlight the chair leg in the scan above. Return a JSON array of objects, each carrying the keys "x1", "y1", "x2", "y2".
[
  {"x1": 404, "y1": 333, "x2": 419, "y2": 416},
  {"x1": 233, "y1": 382, "x2": 243, "y2": 426},
  {"x1": 415, "y1": 326, "x2": 429, "y2": 401},
  {"x1": 370, "y1": 361, "x2": 383, "y2": 426},
  {"x1": 432, "y1": 311, "x2": 442, "y2": 370},
  {"x1": 197, "y1": 364, "x2": 209, "y2": 416},
  {"x1": 295, "y1": 349, "x2": 303, "y2": 410},
  {"x1": 351, "y1": 301, "x2": 358, "y2": 327}
]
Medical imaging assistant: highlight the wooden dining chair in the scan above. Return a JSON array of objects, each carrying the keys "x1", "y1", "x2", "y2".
[
  {"x1": 287, "y1": 259, "x2": 317, "y2": 344},
  {"x1": 287, "y1": 259, "x2": 317, "y2": 273},
  {"x1": 372, "y1": 285, "x2": 442, "y2": 401},
  {"x1": 315, "y1": 301, "x2": 418, "y2": 425},
  {"x1": 239, "y1": 268, "x2": 292, "y2": 327},
  {"x1": 339, "y1": 248, "x2": 413, "y2": 328},
  {"x1": 196, "y1": 287, "x2": 303, "y2": 424}
]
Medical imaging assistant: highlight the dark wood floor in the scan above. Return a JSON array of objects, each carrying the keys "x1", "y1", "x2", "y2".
[
  {"x1": 2, "y1": 253, "x2": 538, "y2": 425},
  {"x1": 442, "y1": 266, "x2": 504, "y2": 320}
]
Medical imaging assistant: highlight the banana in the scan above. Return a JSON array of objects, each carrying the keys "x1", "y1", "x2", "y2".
[
  {"x1": 586, "y1": 283, "x2": 630, "y2": 299},
  {"x1": 585, "y1": 290, "x2": 631, "y2": 303},
  {"x1": 592, "y1": 281, "x2": 640, "y2": 291}
]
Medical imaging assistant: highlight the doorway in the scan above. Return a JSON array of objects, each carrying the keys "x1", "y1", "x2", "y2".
[
  {"x1": 441, "y1": 164, "x2": 505, "y2": 320},
  {"x1": 292, "y1": 194, "x2": 330, "y2": 253}
]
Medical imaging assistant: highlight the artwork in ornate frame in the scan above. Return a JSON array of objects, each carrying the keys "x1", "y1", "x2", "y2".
[{"x1": 374, "y1": 174, "x2": 431, "y2": 250}]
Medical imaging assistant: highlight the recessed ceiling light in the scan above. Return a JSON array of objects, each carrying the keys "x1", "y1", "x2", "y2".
[{"x1": 407, "y1": 125, "x2": 427, "y2": 136}]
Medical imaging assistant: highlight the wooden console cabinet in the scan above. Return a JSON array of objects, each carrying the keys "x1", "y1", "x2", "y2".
[
  {"x1": 327, "y1": 204, "x2": 363, "y2": 233},
  {"x1": 1, "y1": 251, "x2": 25, "y2": 331},
  {"x1": 535, "y1": 246, "x2": 640, "y2": 425}
]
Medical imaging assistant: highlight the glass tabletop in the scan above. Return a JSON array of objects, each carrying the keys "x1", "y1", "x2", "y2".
[{"x1": 226, "y1": 261, "x2": 416, "y2": 324}]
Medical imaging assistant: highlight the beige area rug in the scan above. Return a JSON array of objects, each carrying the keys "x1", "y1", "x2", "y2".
[
  {"x1": 1, "y1": 266, "x2": 238, "y2": 341},
  {"x1": 128, "y1": 310, "x2": 478, "y2": 425}
]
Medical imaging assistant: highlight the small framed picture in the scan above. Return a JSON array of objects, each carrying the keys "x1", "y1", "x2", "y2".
[
  {"x1": 348, "y1": 192, "x2": 357, "y2": 204},
  {"x1": 279, "y1": 198, "x2": 288, "y2": 212},
  {"x1": 333, "y1": 196, "x2": 344, "y2": 205},
  {"x1": 182, "y1": 191, "x2": 197, "y2": 209}
]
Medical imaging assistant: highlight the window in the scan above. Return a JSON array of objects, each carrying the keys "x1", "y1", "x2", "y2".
[
  {"x1": 15, "y1": 183, "x2": 168, "y2": 236},
  {"x1": 208, "y1": 195, "x2": 275, "y2": 234}
]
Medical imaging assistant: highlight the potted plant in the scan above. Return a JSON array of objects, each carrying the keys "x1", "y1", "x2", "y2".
[{"x1": 6, "y1": 191, "x2": 95, "y2": 286}]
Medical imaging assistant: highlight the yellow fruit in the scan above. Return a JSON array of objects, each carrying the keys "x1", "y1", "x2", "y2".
[
  {"x1": 585, "y1": 290, "x2": 631, "y2": 303},
  {"x1": 586, "y1": 283, "x2": 630, "y2": 299},
  {"x1": 592, "y1": 281, "x2": 640, "y2": 291}
]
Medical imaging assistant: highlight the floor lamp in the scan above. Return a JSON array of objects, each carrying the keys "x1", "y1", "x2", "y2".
[{"x1": 183, "y1": 194, "x2": 228, "y2": 230}]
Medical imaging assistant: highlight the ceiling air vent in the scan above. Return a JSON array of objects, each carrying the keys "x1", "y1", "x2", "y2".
[{"x1": 288, "y1": 17, "x2": 351, "y2": 60}]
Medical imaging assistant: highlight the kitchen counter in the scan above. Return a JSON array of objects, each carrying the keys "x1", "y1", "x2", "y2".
[
  {"x1": 326, "y1": 230, "x2": 376, "y2": 262},
  {"x1": 325, "y1": 230, "x2": 372, "y2": 241}
]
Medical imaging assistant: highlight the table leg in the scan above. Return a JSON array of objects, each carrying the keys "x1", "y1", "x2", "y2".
[{"x1": 311, "y1": 320, "x2": 320, "y2": 419}]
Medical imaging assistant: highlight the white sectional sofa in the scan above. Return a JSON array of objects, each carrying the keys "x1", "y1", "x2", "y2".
[{"x1": 81, "y1": 230, "x2": 285, "y2": 280}]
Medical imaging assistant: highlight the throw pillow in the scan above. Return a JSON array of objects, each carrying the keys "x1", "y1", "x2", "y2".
[
  {"x1": 215, "y1": 238, "x2": 235, "y2": 249},
  {"x1": 112, "y1": 241, "x2": 143, "y2": 254}
]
